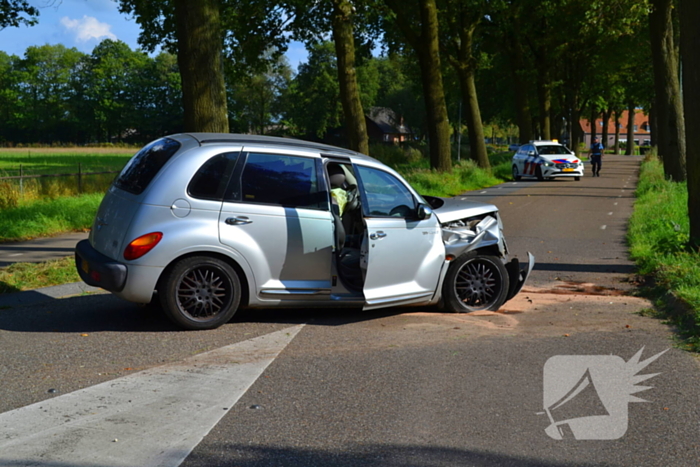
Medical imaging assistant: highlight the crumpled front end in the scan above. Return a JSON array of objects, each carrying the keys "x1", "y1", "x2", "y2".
[
  {"x1": 441, "y1": 211, "x2": 506, "y2": 259},
  {"x1": 436, "y1": 205, "x2": 534, "y2": 302}
]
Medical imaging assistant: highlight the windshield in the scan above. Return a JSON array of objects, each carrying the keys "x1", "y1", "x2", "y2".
[{"x1": 537, "y1": 145, "x2": 570, "y2": 155}]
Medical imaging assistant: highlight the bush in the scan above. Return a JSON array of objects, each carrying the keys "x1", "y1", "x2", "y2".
[
  {"x1": 369, "y1": 143, "x2": 425, "y2": 167},
  {"x1": 627, "y1": 155, "x2": 700, "y2": 348}
]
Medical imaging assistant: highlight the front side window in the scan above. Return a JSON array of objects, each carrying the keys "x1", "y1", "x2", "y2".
[
  {"x1": 356, "y1": 166, "x2": 416, "y2": 217},
  {"x1": 239, "y1": 153, "x2": 323, "y2": 209},
  {"x1": 114, "y1": 137, "x2": 181, "y2": 195}
]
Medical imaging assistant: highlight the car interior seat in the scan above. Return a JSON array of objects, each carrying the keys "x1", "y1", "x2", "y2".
[{"x1": 327, "y1": 163, "x2": 364, "y2": 290}]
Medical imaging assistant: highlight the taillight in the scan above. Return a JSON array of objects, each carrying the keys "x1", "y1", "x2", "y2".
[{"x1": 123, "y1": 232, "x2": 163, "y2": 260}]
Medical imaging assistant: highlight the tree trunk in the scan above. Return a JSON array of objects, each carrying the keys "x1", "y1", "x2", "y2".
[
  {"x1": 589, "y1": 108, "x2": 597, "y2": 143},
  {"x1": 173, "y1": 0, "x2": 228, "y2": 133},
  {"x1": 459, "y1": 66, "x2": 490, "y2": 170},
  {"x1": 332, "y1": 0, "x2": 369, "y2": 155},
  {"x1": 681, "y1": 0, "x2": 700, "y2": 247},
  {"x1": 601, "y1": 108, "x2": 611, "y2": 151},
  {"x1": 536, "y1": 52, "x2": 552, "y2": 141},
  {"x1": 626, "y1": 102, "x2": 635, "y2": 155},
  {"x1": 508, "y1": 31, "x2": 533, "y2": 143},
  {"x1": 614, "y1": 111, "x2": 621, "y2": 155},
  {"x1": 649, "y1": 0, "x2": 686, "y2": 180},
  {"x1": 446, "y1": 20, "x2": 489, "y2": 169},
  {"x1": 572, "y1": 106, "x2": 583, "y2": 157},
  {"x1": 386, "y1": 0, "x2": 451, "y2": 171}
]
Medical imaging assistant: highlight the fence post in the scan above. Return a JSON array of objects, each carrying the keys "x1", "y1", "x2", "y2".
[
  {"x1": 19, "y1": 164, "x2": 23, "y2": 198},
  {"x1": 78, "y1": 163, "x2": 82, "y2": 194}
]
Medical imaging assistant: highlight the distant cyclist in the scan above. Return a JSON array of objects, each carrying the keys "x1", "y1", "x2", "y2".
[{"x1": 589, "y1": 137, "x2": 604, "y2": 177}]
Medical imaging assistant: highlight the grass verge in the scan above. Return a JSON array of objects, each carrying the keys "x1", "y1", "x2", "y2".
[
  {"x1": 627, "y1": 155, "x2": 700, "y2": 350},
  {"x1": 0, "y1": 256, "x2": 80, "y2": 294},
  {"x1": 0, "y1": 193, "x2": 103, "y2": 242}
]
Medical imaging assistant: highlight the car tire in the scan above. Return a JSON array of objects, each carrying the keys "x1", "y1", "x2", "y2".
[
  {"x1": 575, "y1": 176, "x2": 581, "y2": 181},
  {"x1": 442, "y1": 251, "x2": 510, "y2": 313},
  {"x1": 159, "y1": 256, "x2": 241, "y2": 330},
  {"x1": 536, "y1": 165, "x2": 545, "y2": 181},
  {"x1": 512, "y1": 165, "x2": 521, "y2": 181}
]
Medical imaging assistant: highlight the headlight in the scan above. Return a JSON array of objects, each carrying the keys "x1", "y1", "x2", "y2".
[{"x1": 543, "y1": 161, "x2": 554, "y2": 167}]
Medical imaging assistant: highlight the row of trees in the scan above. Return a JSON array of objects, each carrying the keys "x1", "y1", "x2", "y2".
[
  {"x1": 1, "y1": 1, "x2": 698, "y2": 244},
  {"x1": 0, "y1": 40, "x2": 435, "y2": 145},
  {"x1": 0, "y1": 42, "x2": 182, "y2": 144}
]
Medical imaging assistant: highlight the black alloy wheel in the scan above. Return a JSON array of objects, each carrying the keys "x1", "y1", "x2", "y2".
[
  {"x1": 443, "y1": 251, "x2": 509, "y2": 313},
  {"x1": 160, "y1": 256, "x2": 241, "y2": 330}
]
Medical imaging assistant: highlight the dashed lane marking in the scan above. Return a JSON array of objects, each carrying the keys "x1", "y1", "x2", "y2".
[{"x1": 0, "y1": 325, "x2": 305, "y2": 467}]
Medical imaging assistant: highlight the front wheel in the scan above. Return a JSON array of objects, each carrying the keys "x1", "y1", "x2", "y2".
[
  {"x1": 512, "y1": 165, "x2": 521, "y2": 181},
  {"x1": 536, "y1": 165, "x2": 545, "y2": 181},
  {"x1": 159, "y1": 256, "x2": 241, "y2": 330},
  {"x1": 442, "y1": 251, "x2": 510, "y2": 313},
  {"x1": 575, "y1": 176, "x2": 581, "y2": 181}
]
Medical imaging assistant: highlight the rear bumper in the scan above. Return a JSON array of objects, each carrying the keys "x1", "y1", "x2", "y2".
[{"x1": 75, "y1": 239, "x2": 127, "y2": 292}]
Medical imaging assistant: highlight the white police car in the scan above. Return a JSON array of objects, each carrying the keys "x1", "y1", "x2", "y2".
[{"x1": 511, "y1": 141, "x2": 583, "y2": 181}]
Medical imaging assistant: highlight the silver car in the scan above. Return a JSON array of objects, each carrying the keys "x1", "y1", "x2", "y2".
[{"x1": 75, "y1": 133, "x2": 534, "y2": 330}]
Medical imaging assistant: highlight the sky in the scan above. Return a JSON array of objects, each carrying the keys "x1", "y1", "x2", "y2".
[{"x1": 0, "y1": 0, "x2": 308, "y2": 69}]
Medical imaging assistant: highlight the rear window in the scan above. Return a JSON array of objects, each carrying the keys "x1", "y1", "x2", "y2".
[{"x1": 114, "y1": 138, "x2": 181, "y2": 195}]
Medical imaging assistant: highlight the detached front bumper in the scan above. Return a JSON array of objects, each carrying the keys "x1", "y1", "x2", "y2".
[
  {"x1": 505, "y1": 252, "x2": 535, "y2": 301},
  {"x1": 75, "y1": 239, "x2": 127, "y2": 293}
]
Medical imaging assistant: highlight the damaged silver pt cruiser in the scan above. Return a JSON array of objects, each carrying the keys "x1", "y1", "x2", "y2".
[{"x1": 75, "y1": 134, "x2": 534, "y2": 330}]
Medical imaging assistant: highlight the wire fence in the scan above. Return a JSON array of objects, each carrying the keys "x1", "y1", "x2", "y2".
[{"x1": 0, "y1": 163, "x2": 120, "y2": 197}]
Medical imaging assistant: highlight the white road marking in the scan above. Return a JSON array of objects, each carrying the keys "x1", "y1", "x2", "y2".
[
  {"x1": 601, "y1": 225, "x2": 607, "y2": 230},
  {"x1": 480, "y1": 191, "x2": 487, "y2": 194},
  {"x1": 614, "y1": 202, "x2": 618, "y2": 206},
  {"x1": 608, "y1": 212, "x2": 613, "y2": 216},
  {"x1": 0, "y1": 325, "x2": 304, "y2": 467},
  {"x1": 7, "y1": 253, "x2": 23, "y2": 257}
]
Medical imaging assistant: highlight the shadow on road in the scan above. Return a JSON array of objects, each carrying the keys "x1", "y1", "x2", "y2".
[
  {"x1": 180, "y1": 443, "x2": 603, "y2": 467},
  {"x1": 0, "y1": 293, "x2": 427, "y2": 333},
  {"x1": 534, "y1": 262, "x2": 636, "y2": 274}
]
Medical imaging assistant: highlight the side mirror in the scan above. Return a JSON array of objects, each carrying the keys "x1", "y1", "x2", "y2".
[{"x1": 416, "y1": 203, "x2": 433, "y2": 220}]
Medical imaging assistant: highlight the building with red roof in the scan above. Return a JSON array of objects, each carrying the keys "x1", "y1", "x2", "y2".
[{"x1": 580, "y1": 109, "x2": 651, "y2": 149}]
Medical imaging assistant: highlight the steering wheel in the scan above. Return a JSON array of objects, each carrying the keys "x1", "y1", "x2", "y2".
[{"x1": 389, "y1": 205, "x2": 413, "y2": 218}]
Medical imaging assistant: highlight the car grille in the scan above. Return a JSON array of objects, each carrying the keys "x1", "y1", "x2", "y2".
[{"x1": 555, "y1": 163, "x2": 578, "y2": 169}]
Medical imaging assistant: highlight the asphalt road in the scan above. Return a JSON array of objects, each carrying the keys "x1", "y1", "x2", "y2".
[{"x1": 0, "y1": 155, "x2": 698, "y2": 466}]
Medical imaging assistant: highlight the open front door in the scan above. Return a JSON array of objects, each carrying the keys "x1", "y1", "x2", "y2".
[
  {"x1": 362, "y1": 217, "x2": 443, "y2": 308},
  {"x1": 354, "y1": 165, "x2": 444, "y2": 309}
]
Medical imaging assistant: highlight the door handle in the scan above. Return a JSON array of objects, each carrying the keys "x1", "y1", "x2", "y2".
[
  {"x1": 369, "y1": 231, "x2": 386, "y2": 240},
  {"x1": 225, "y1": 216, "x2": 252, "y2": 225}
]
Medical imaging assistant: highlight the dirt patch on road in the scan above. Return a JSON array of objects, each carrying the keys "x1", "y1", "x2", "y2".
[{"x1": 396, "y1": 284, "x2": 658, "y2": 340}]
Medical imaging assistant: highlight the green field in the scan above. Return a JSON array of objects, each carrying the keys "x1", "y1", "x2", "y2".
[
  {"x1": 0, "y1": 147, "x2": 135, "y2": 176},
  {"x1": 0, "y1": 147, "x2": 134, "y2": 210}
]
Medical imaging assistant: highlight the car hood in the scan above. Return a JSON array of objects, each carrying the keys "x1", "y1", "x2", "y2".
[
  {"x1": 540, "y1": 154, "x2": 580, "y2": 164},
  {"x1": 425, "y1": 195, "x2": 499, "y2": 223}
]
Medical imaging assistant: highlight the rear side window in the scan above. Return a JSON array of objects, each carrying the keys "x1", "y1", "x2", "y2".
[
  {"x1": 188, "y1": 152, "x2": 239, "y2": 200},
  {"x1": 114, "y1": 138, "x2": 181, "y2": 195},
  {"x1": 238, "y1": 153, "x2": 323, "y2": 209}
]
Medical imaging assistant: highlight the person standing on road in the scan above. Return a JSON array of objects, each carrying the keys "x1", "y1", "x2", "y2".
[{"x1": 589, "y1": 137, "x2": 604, "y2": 177}]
